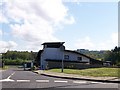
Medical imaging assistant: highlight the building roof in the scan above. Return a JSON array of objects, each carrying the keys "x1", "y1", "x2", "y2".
[
  {"x1": 42, "y1": 42, "x2": 65, "y2": 45},
  {"x1": 64, "y1": 50, "x2": 103, "y2": 64},
  {"x1": 64, "y1": 50, "x2": 92, "y2": 59}
]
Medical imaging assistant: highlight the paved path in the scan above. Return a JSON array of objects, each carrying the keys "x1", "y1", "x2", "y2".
[
  {"x1": 0, "y1": 70, "x2": 4, "y2": 72},
  {"x1": 0, "y1": 67, "x2": 119, "y2": 89},
  {"x1": 35, "y1": 70, "x2": 119, "y2": 83}
]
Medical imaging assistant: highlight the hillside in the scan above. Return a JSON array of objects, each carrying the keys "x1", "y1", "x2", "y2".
[{"x1": 76, "y1": 49, "x2": 110, "y2": 61}]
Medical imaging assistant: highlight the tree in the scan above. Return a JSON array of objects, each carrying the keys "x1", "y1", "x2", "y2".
[
  {"x1": 2, "y1": 50, "x2": 37, "y2": 65},
  {"x1": 34, "y1": 50, "x2": 43, "y2": 67},
  {"x1": 104, "y1": 46, "x2": 120, "y2": 66}
]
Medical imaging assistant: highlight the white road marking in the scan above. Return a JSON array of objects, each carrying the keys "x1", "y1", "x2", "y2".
[
  {"x1": 0, "y1": 70, "x2": 5, "y2": 72},
  {"x1": 54, "y1": 80, "x2": 68, "y2": 83},
  {"x1": 90, "y1": 82, "x2": 112, "y2": 84},
  {"x1": 17, "y1": 80, "x2": 30, "y2": 82},
  {"x1": 0, "y1": 79, "x2": 15, "y2": 82},
  {"x1": 36, "y1": 80, "x2": 49, "y2": 83},
  {"x1": 91, "y1": 82, "x2": 110, "y2": 84},
  {"x1": 91, "y1": 82, "x2": 103, "y2": 84},
  {"x1": 73, "y1": 81, "x2": 87, "y2": 84},
  {"x1": 100, "y1": 83, "x2": 108, "y2": 84},
  {"x1": 7, "y1": 72, "x2": 15, "y2": 79},
  {"x1": 0, "y1": 72, "x2": 15, "y2": 82}
]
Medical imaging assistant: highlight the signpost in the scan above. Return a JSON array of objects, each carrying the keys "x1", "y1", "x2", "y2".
[{"x1": 60, "y1": 46, "x2": 65, "y2": 73}]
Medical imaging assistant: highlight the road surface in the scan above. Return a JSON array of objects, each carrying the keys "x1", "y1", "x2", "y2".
[{"x1": 0, "y1": 66, "x2": 119, "y2": 89}]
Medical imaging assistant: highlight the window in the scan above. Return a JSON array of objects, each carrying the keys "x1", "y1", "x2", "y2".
[
  {"x1": 78, "y1": 57, "x2": 82, "y2": 61},
  {"x1": 64, "y1": 55, "x2": 69, "y2": 60}
]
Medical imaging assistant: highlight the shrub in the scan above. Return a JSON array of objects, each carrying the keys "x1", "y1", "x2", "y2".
[{"x1": 3, "y1": 59, "x2": 29, "y2": 65}]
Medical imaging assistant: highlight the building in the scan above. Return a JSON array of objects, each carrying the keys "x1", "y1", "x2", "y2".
[
  {"x1": 77, "y1": 49, "x2": 89, "y2": 54},
  {"x1": 35, "y1": 42, "x2": 102, "y2": 70}
]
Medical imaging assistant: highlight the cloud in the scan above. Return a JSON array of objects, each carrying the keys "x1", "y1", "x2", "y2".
[
  {"x1": 0, "y1": 2, "x2": 8, "y2": 23},
  {"x1": 74, "y1": 37, "x2": 95, "y2": 50},
  {"x1": 4, "y1": 0, "x2": 75, "y2": 25},
  {"x1": 119, "y1": 32, "x2": 120, "y2": 47},
  {"x1": 0, "y1": 41, "x2": 17, "y2": 53},
  {"x1": 0, "y1": 29, "x2": 2, "y2": 36},
  {"x1": 0, "y1": 30, "x2": 17, "y2": 53},
  {"x1": 111, "y1": 32, "x2": 118, "y2": 45},
  {"x1": 62, "y1": 0, "x2": 118, "y2": 2},
  {"x1": 74, "y1": 33, "x2": 118, "y2": 50},
  {"x1": 2, "y1": 0, "x2": 75, "y2": 51},
  {"x1": 0, "y1": 14, "x2": 8, "y2": 23}
]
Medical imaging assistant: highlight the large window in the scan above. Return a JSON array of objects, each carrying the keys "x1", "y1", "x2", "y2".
[
  {"x1": 64, "y1": 55, "x2": 69, "y2": 60},
  {"x1": 78, "y1": 57, "x2": 82, "y2": 61}
]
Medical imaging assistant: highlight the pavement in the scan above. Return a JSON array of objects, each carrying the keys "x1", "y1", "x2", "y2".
[
  {"x1": 34, "y1": 70, "x2": 120, "y2": 83},
  {"x1": 0, "y1": 69, "x2": 4, "y2": 72}
]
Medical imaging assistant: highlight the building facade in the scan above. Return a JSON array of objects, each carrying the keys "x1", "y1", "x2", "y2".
[{"x1": 35, "y1": 42, "x2": 102, "y2": 70}]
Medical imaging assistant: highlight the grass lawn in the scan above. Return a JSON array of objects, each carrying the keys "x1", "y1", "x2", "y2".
[{"x1": 47, "y1": 68, "x2": 120, "y2": 77}]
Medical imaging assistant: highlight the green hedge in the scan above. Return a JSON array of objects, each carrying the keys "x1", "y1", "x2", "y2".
[{"x1": 3, "y1": 59, "x2": 30, "y2": 65}]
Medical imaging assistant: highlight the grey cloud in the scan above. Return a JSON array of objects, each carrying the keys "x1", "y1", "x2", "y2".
[{"x1": 29, "y1": 2, "x2": 52, "y2": 22}]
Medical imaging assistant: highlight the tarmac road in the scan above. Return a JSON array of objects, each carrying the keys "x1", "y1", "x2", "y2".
[{"x1": 0, "y1": 66, "x2": 119, "y2": 89}]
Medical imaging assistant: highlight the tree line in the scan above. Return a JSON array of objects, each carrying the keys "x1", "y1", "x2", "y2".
[
  {"x1": 104, "y1": 46, "x2": 120, "y2": 66},
  {"x1": 2, "y1": 51, "x2": 37, "y2": 65},
  {"x1": 78, "y1": 46, "x2": 120, "y2": 66},
  {"x1": 77, "y1": 49, "x2": 110, "y2": 61},
  {"x1": 1, "y1": 46, "x2": 120, "y2": 66}
]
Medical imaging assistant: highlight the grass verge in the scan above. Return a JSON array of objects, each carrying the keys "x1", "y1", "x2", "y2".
[
  {"x1": 0, "y1": 65, "x2": 19, "y2": 70},
  {"x1": 47, "y1": 68, "x2": 120, "y2": 77},
  {"x1": 0, "y1": 66, "x2": 9, "y2": 70}
]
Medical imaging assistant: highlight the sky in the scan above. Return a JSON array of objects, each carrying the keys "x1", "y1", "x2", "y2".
[{"x1": 0, "y1": 0, "x2": 119, "y2": 53}]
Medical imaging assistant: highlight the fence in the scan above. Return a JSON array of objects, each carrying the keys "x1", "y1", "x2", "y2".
[{"x1": 46, "y1": 61, "x2": 103, "y2": 69}]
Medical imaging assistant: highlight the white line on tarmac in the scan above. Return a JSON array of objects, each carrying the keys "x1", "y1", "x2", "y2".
[
  {"x1": 54, "y1": 80, "x2": 68, "y2": 83},
  {"x1": 73, "y1": 81, "x2": 87, "y2": 84},
  {"x1": 7, "y1": 72, "x2": 15, "y2": 79},
  {"x1": 0, "y1": 79, "x2": 15, "y2": 82},
  {"x1": 0, "y1": 72, "x2": 15, "y2": 82},
  {"x1": 91, "y1": 82, "x2": 103, "y2": 84},
  {"x1": 0, "y1": 70, "x2": 5, "y2": 72},
  {"x1": 91, "y1": 82, "x2": 110, "y2": 84},
  {"x1": 17, "y1": 80, "x2": 30, "y2": 82},
  {"x1": 36, "y1": 80, "x2": 49, "y2": 83}
]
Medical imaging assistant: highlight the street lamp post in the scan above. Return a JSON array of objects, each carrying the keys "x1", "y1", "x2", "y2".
[
  {"x1": 61, "y1": 52, "x2": 64, "y2": 72},
  {"x1": 23, "y1": 61, "x2": 25, "y2": 71},
  {"x1": 61, "y1": 46, "x2": 64, "y2": 73}
]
